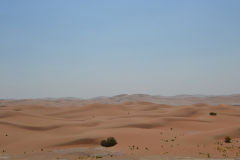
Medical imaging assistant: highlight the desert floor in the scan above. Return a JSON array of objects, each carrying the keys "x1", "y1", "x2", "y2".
[{"x1": 0, "y1": 101, "x2": 240, "y2": 160}]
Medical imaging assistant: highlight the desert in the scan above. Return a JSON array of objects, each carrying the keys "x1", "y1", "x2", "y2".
[
  {"x1": 0, "y1": 95, "x2": 240, "y2": 160},
  {"x1": 1, "y1": 1, "x2": 240, "y2": 159}
]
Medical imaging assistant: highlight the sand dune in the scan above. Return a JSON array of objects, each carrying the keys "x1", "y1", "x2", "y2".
[
  {"x1": 0, "y1": 101, "x2": 240, "y2": 159},
  {"x1": 1, "y1": 94, "x2": 240, "y2": 107}
]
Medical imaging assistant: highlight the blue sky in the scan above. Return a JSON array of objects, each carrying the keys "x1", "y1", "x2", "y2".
[{"x1": 0, "y1": 0, "x2": 240, "y2": 99}]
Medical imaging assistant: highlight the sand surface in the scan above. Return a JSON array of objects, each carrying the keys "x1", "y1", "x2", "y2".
[{"x1": 0, "y1": 101, "x2": 240, "y2": 159}]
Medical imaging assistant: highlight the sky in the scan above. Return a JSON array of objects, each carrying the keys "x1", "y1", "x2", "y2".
[{"x1": 0, "y1": 0, "x2": 240, "y2": 99}]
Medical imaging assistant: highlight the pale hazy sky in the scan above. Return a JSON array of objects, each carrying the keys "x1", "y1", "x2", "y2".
[{"x1": 0, "y1": 0, "x2": 240, "y2": 99}]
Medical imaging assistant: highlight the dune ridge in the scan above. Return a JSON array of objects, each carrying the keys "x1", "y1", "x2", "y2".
[{"x1": 1, "y1": 94, "x2": 240, "y2": 107}]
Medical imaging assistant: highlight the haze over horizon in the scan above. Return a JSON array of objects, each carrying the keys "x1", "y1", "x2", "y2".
[{"x1": 1, "y1": 0, "x2": 240, "y2": 99}]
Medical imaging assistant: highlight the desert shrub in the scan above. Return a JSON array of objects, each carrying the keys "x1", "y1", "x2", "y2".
[
  {"x1": 224, "y1": 136, "x2": 231, "y2": 143},
  {"x1": 209, "y1": 112, "x2": 217, "y2": 116},
  {"x1": 96, "y1": 155, "x2": 103, "y2": 159},
  {"x1": 100, "y1": 137, "x2": 117, "y2": 147}
]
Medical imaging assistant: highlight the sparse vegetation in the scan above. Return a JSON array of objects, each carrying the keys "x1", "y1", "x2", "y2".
[
  {"x1": 199, "y1": 152, "x2": 211, "y2": 158},
  {"x1": 129, "y1": 145, "x2": 135, "y2": 151},
  {"x1": 107, "y1": 154, "x2": 113, "y2": 157},
  {"x1": 207, "y1": 153, "x2": 210, "y2": 158},
  {"x1": 96, "y1": 155, "x2": 103, "y2": 159},
  {"x1": 224, "y1": 136, "x2": 231, "y2": 143},
  {"x1": 209, "y1": 112, "x2": 217, "y2": 116},
  {"x1": 100, "y1": 137, "x2": 117, "y2": 147}
]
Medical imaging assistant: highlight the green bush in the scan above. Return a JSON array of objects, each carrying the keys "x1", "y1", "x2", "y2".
[
  {"x1": 100, "y1": 137, "x2": 117, "y2": 147},
  {"x1": 209, "y1": 112, "x2": 217, "y2": 116}
]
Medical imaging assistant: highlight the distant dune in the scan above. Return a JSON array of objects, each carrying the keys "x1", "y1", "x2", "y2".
[
  {"x1": 0, "y1": 98, "x2": 240, "y2": 159},
  {"x1": 89, "y1": 94, "x2": 240, "y2": 105},
  {"x1": 1, "y1": 94, "x2": 240, "y2": 107}
]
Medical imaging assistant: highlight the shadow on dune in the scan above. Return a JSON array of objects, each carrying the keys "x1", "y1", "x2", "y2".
[
  {"x1": 0, "y1": 121, "x2": 62, "y2": 131},
  {"x1": 54, "y1": 138, "x2": 100, "y2": 147}
]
